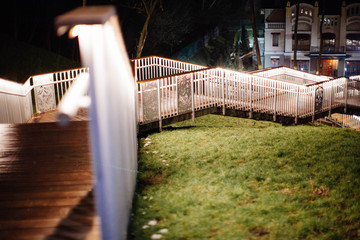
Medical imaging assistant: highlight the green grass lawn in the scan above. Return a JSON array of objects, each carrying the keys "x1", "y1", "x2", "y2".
[{"x1": 129, "y1": 115, "x2": 360, "y2": 239}]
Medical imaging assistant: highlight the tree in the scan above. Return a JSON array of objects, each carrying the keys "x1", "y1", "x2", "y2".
[
  {"x1": 293, "y1": 1, "x2": 300, "y2": 70},
  {"x1": 239, "y1": 25, "x2": 250, "y2": 56},
  {"x1": 249, "y1": 0, "x2": 262, "y2": 70},
  {"x1": 135, "y1": 0, "x2": 163, "y2": 58},
  {"x1": 239, "y1": 25, "x2": 252, "y2": 69},
  {"x1": 143, "y1": 1, "x2": 193, "y2": 56}
]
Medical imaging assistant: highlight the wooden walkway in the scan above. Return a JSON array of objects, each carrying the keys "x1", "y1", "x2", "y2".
[{"x1": 0, "y1": 121, "x2": 100, "y2": 240}]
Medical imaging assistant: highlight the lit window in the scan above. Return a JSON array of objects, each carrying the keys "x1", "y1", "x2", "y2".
[
  {"x1": 309, "y1": 10, "x2": 312, "y2": 16},
  {"x1": 301, "y1": 8, "x2": 304, "y2": 14},
  {"x1": 305, "y1": 9, "x2": 308, "y2": 15},
  {"x1": 292, "y1": 12, "x2": 295, "y2": 17}
]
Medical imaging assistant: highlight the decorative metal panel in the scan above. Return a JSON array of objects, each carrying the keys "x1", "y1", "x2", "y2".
[
  {"x1": 33, "y1": 74, "x2": 56, "y2": 113},
  {"x1": 142, "y1": 81, "x2": 159, "y2": 123},
  {"x1": 315, "y1": 86, "x2": 324, "y2": 111},
  {"x1": 177, "y1": 74, "x2": 192, "y2": 114}
]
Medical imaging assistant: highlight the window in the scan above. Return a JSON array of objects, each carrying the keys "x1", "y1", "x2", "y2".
[
  {"x1": 271, "y1": 58, "x2": 280, "y2": 67},
  {"x1": 345, "y1": 61, "x2": 360, "y2": 77},
  {"x1": 346, "y1": 34, "x2": 360, "y2": 51},
  {"x1": 292, "y1": 34, "x2": 310, "y2": 51},
  {"x1": 272, "y1": 33, "x2": 279, "y2": 47},
  {"x1": 292, "y1": 60, "x2": 309, "y2": 72}
]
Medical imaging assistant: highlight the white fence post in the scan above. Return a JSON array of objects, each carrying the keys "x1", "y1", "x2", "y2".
[
  {"x1": 344, "y1": 78, "x2": 348, "y2": 114},
  {"x1": 56, "y1": 6, "x2": 138, "y2": 240},
  {"x1": 222, "y1": 70, "x2": 226, "y2": 115},
  {"x1": 157, "y1": 79, "x2": 162, "y2": 131},
  {"x1": 249, "y1": 76, "x2": 253, "y2": 119},
  {"x1": 329, "y1": 81, "x2": 333, "y2": 117},
  {"x1": 191, "y1": 73, "x2": 195, "y2": 122},
  {"x1": 295, "y1": 86, "x2": 300, "y2": 124},
  {"x1": 273, "y1": 81, "x2": 277, "y2": 122},
  {"x1": 312, "y1": 86, "x2": 316, "y2": 122}
]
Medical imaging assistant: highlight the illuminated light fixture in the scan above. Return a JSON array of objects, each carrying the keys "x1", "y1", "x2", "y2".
[{"x1": 56, "y1": 6, "x2": 138, "y2": 240}]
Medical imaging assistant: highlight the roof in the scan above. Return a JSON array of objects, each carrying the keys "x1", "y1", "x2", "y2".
[{"x1": 266, "y1": 9, "x2": 285, "y2": 22}]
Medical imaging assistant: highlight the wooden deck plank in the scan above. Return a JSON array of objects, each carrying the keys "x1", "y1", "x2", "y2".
[{"x1": 0, "y1": 121, "x2": 100, "y2": 240}]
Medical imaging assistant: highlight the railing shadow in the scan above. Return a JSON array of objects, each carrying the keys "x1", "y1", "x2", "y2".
[{"x1": 46, "y1": 189, "x2": 98, "y2": 240}]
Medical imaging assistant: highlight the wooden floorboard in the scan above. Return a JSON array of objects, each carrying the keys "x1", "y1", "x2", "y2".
[{"x1": 0, "y1": 121, "x2": 100, "y2": 240}]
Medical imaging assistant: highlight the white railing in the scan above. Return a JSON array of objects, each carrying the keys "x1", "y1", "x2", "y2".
[
  {"x1": 0, "y1": 68, "x2": 87, "y2": 123},
  {"x1": 265, "y1": 23, "x2": 285, "y2": 29},
  {"x1": 350, "y1": 75, "x2": 360, "y2": 81},
  {"x1": 136, "y1": 64, "x2": 352, "y2": 127},
  {"x1": 1, "y1": 57, "x2": 359, "y2": 126},
  {"x1": 0, "y1": 78, "x2": 33, "y2": 123},
  {"x1": 331, "y1": 113, "x2": 360, "y2": 130},
  {"x1": 131, "y1": 56, "x2": 207, "y2": 81},
  {"x1": 252, "y1": 67, "x2": 331, "y2": 85}
]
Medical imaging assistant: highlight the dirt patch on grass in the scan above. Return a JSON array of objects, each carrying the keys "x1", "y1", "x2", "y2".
[
  {"x1": 238, "y1": 199, "x2": 256, "y2": 206},
  {"x1": 208, "y1": 228, "x2": 218, "y2": 238},
  {"x1": 249, "y1": 227, "x2": 269, "y2": 238},
  {"x1": 141, "y1": 174, "x2": 166, "y2": 185},
  {"x1": 235, "y1": 160, "x2": 247, "y2": 165}
]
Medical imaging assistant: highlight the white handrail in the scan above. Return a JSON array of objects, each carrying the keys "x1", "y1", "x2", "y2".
[{"x1": 57, "y1": 73, "x2": 90, "y2": 126}]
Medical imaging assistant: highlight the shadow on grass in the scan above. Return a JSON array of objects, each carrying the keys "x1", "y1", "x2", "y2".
[{"x1": 163, "y1": 126, "x2": 196, "y2": 131}]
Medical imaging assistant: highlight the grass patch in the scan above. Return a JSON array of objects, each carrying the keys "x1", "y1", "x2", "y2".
[{"x1": 129, "y1": 115, "x2": 360, "y2": 239}]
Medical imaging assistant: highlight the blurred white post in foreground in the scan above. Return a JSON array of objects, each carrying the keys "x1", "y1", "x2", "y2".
[{"x1": 56, "y1": 6, "x2": 137, "y2": 240}]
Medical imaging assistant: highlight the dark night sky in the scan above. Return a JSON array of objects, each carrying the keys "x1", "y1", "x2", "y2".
[{"x1": 0, "y1": 0, "x2": 359, "y2": 60}]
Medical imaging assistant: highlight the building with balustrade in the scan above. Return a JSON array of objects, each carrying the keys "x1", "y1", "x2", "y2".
[{"x1": 264, "y1": 1, "x2": 360, "y2": 77}]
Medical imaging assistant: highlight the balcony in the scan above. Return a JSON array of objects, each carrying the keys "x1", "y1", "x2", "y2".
[
  {"x1": 307, "y1": 46, "x2": 351, "y2": 58},
  {"x1": 346, "y1": 45, "x2": 360, "y2": 51},
  {"x1": 265, "y1": 23, "x2": 285, "y2": 29},
  {"x1": 292, "y1": 45, "x2": 310, "y2": 51},
  {"x1": 310, "y1": 46, "x2": 345, "y2": 53}
]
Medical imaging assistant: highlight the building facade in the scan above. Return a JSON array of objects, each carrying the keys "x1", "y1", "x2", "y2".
[{"x1": 264, "y1": 1, "x2": 360, "y2": 77}]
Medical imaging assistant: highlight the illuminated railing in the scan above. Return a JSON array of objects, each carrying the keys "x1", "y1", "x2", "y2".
[
  {"x1": 136, "y1": 65, "x2": 351, "y2": 126},
  {"x1": 350, "y1": 75, "x2": 360, "y2": 81},
  {"x1": 252, "y1": 67, "x2": 331, "y2": 85},
  {"x1": 131, "y1": 56, "x2": 207, "y2": 81},
  {"x1": 0, "y1": 68, "x2": 86, "y2": 123},
  {"x1": 0, "y1": 78, "x2": 32, "y2": 123},
  {"x1": 330, "y1": 113, "x2": 360, "y2": 130}
]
